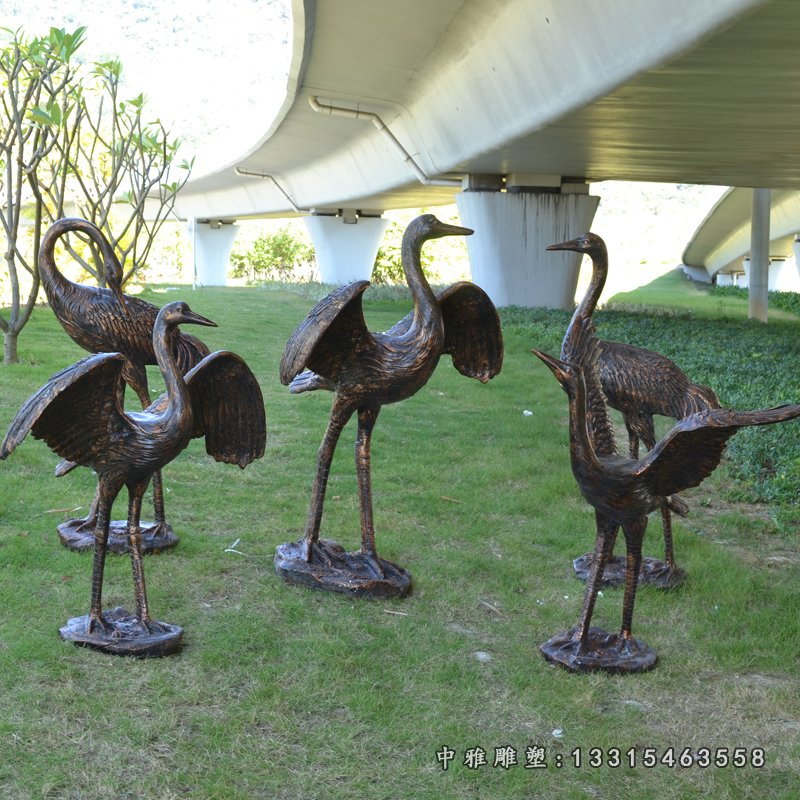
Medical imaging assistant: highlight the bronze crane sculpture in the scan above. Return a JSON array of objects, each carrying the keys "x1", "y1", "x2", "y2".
[
  {"x1": 0, "y1": 301, "x2": 266, "y2": 656},
  {"x1": 275, "y1": 214, "x2": 503, "y2": 597},
  {"x1": 548, "y1": 232, "x2": 719, "y2": 588},
  {"x1": 533, "y1": 315, "x2": 800, "y2": 672},
  {"x1": 39, "y1": 217, "x2": 211, "y2": 553}
]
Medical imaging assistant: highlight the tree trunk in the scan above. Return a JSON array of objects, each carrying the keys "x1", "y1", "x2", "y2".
[{"x1": 3, "y1": 330, "x2": 19, "y2": 365}]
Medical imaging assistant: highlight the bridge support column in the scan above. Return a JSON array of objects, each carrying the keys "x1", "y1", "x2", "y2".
[
  {"x1": 455, "y1": 175, "x2": 600, "y2": 309},
  {"x1": 303, "y1": 210, "x2": 389, "y2": 284},
  {"x1": 749, "y1": 188, "x2": 770, "y2": 322},
  {"x1": 190, "y1": 218, "x2": 239, "y2": 287}
]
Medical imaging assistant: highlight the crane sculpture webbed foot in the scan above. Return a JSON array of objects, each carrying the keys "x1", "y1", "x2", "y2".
[
  {"x1": 540, "y1": 627, "x2": 658, "y2": 674},
  {"x1": 275, "y1": 537, "x2": 412, "y2": 598},
  {"x1": 60, "y1": 607, "x2": 184, "y2": 657},
  {"x1": 86, "y1": 611, "x2": 116, "y2": 638}
]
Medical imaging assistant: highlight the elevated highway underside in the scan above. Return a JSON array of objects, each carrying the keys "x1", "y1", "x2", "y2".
[{"x1": 175, "y1": 0, "x2": 800, "y2": 310}]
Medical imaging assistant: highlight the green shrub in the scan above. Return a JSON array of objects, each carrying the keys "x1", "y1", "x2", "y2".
[
  {"x1": 230, "y1": 227, "x2": 315, "y2": 283},
  {"x1": 711, "y1": 283, "x2": 800, "y2": 316}
]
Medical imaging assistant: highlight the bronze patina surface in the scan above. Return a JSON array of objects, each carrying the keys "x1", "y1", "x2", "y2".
[
  {"x1": 534, "y1": 301, "x2": 800, "y2": 673},
  {"x1": 1, "y1": 301, "x2": 266, "y2": 656},
  {"x1": 39, "y1": 218, "x2": 210, "y2": 553},
  {"x1": 276, "y1": 215, "x2": 503, "y2": 597}
]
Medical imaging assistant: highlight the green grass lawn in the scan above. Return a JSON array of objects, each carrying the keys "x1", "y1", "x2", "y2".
[
  {"x1": 1, "y1": 280, "x2": 799, "y2": 799},
  {"x1": 607, "y1": 268, "x2": 800, "y2": 324}
]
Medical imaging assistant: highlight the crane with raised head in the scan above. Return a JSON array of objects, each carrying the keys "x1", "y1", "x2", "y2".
[
  {"x1": 276, "y1": 214, "x2": 503, "y2": 597},
  {"x1": 1, "y1": 301, "x2": 266, "y2": 656},
  {"x1": 39, "y1": 218, "x2": 211, "y2": 553}
]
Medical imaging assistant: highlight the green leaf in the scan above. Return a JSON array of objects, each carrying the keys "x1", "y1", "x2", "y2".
[{"x1": 27, "y1": 106, "x2": 54, "y2": 126}]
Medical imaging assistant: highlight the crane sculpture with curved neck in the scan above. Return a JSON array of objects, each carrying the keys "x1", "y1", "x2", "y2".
[
  {"x1": 39, "y1": 218, "x2": 210, "y2": 554},
  {"x1": 548, "y1": 232, "x2": 719, "y2": 588},
  {"x1": 1, "y1": 301, "x2": 266, "y2": 656},
  {"x1": 276, "y1": 214, "x2": 503, "y2": 597},
  {"x1": 533, "y1": 317, "x2": 800, "y2": 672}
]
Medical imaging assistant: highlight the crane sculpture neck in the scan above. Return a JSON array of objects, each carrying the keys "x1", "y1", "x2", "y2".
[
  {"x1": 152, "y1": 315, "x2": 190, "y2": 426},
  {"x1": 565, "y1": 370, "x2": 604, "y2": 478},
  {"x1": 574, "y1": 241, "x2": 608, "y2": 320},
  {"x1": 39, "y1": 218, "x2": 117, "y2": 299},
  {"x1": 401, "y1": 225, "x2": 440, "y2": 336}
]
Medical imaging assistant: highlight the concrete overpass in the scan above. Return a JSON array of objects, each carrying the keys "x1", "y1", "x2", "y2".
[
  {"x1": 682, "y1": 187, "x2": 800, "y2": 293},
  {"x1": 175, "y1": 0, "x2": 800, "y2": 312}
]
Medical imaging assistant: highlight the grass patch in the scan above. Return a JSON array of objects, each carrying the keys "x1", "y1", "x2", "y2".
[{"x1": 1, "y1": 282, "x2": 799, "y2": 799}]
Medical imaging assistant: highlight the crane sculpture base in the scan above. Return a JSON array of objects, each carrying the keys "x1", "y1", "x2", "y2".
[
  {"x1": 540, "y1": 626, "x2": 658, "y2": 674},
  {"x1": 274, "y1": 538, "x2": 412, "y2": 598},
  {"x1": 58, "y1": 519, "x2": 178, "y2": 555},
  {"x1": 573, "y1": 553, "x2": 685, "y2": 590},
  {"x1": 59, "y1": 606, "x2": 183, "y2": 657}
]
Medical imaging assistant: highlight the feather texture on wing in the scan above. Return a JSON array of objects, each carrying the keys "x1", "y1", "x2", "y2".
[
  {"x1": 280, "y1": 281, "x2": 371, "y2": 386},
  {"x1": 634, "y1": 404, "x2": 800, "y2": 499},
  {"x1": 182, "y1": 351, "x2": 267, "y2": 468},
  {"x1": 0, "y1": 353, "x2": 130, "y2": 468},
  {"x1": 438, "y1": 282, "x2": 503, "y2": 382}
]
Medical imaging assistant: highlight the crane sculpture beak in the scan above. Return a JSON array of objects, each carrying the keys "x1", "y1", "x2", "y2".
[
  {"x1": 180, "y1": 309, "x2": 218, "y2": 328},
  {"x1": 433, "y1": 221, "x2": 474, "y2": 238},
  {"x1": 546, "y1": 237, "x2": 582, "y2": 252},
  {"x1": 532, "y1": 348, "x2": 571, "y2": 385}
]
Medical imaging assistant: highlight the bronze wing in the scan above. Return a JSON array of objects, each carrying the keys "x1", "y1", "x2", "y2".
[
  {"x1": 280, "y1": 280, "x2": 371, "y2": 386},
  {"x1": 437, "y1": 281, "x2": 503, "y2": 382},
  {"x1": 183, "y1": 351, "x2": 266, "y2": 468},
  {"x1": 634, "y1": 404, "x2": 800, "y2": 499},
  {"x1": 0, "y1": 353, "x2": 131, "y2": 469}
]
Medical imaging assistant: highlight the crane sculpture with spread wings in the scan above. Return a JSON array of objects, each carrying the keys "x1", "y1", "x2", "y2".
[
  {"x1": 275, "y1": 214, "x2": 503, "y2": 597},
  {"x1": 533, "y1": 314, "x2": 800, "y2": 672},
  {"x1": 1, "y1": 301, "x2": 266, "y2": 656}
]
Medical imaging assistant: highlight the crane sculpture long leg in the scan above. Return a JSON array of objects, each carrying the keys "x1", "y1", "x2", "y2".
[
  {"x1": 61, "y1": 383, "x2": 177, "y2": 555},
  {"x1": 275, "y1": 214, "x2": 503, "y2": 599},
  {"x1": 87, "y1": 490, "x2": 115, "y2": 636},
  {"x1": 299, "y1": 405, "x2": 350, "y2": 562},
  {"x1": 543, "y1": 513, "x2": 657, "y2": 673},
  {"x1": 631, "y1": 423, "x2": 682, "y2": 583},
  {"x1": 126, "y1": 480, "x2": 170, "y2": 635},
  {"x1": 71, "y1": 479, "x2": 182, "y2": 654},
  {"x1": 277, "y1": 402, "x2": 409, "y2": 594},
  {"x1": 355, "y1": 407, "x2": 384, "y2": 579},
  {"x1": 131, "y1": 384, "x2": 170, "y2": 548}
]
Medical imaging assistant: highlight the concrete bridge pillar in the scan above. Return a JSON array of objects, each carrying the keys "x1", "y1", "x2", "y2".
[
  {"x1": 749, "y1": 188, "x2": 771, "y2": 322},
  {"x1": 456, "y1": 175, "x2": 600, "y2": 309},
  {"x1": 190, "y1": 218, "x2": 239, "y2": 286},
  {"x1": 303, "y1": 209, "x2": 389, "y2": 284}
]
